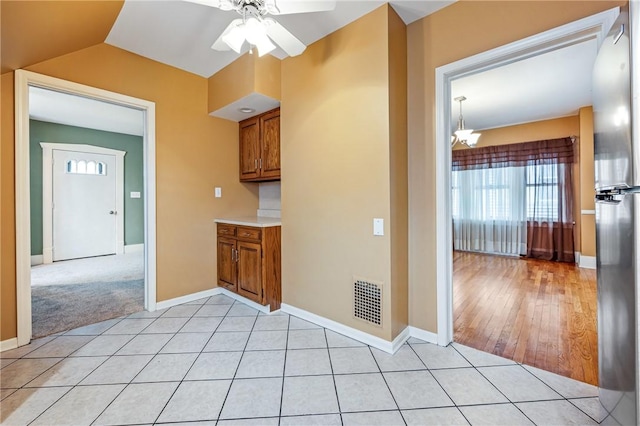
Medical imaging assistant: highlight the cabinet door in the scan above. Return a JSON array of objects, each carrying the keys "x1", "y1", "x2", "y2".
[
  {"x1": 217, "y1": 237, "x2": 237, "y2": 291},
  {"x1": 260, "y1": 109, "x2": 280, "y2": 180},
  {"x1": 239, "y1": 117, "x2": 260, "y2": 181},
  {"x1": 236, "y1": 241, "x2": 262, "y2": 303}
]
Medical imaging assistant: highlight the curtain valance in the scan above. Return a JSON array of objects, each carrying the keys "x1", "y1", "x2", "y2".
[{"x1": 452, "y1": 137, "x2": 574, "y2": 171}]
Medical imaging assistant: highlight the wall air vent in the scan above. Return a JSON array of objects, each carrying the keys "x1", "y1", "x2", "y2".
[{"x1": 353, "y1": 277, "x2": 383, "y2": 327}]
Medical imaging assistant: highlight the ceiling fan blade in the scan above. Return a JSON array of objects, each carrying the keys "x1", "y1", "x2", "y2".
[
  {"x1": 265, "y1": 0, "x2": 336, "y2": 15},
  {"x1": 264, "y1": 19, "x2": 306, "y2": 57},
  {"x1": 211, "y1": 19, "x2": 243, "y2": 52},
  {"x1": 183, "y1": 0, "x2": 235, "y2": 11}
]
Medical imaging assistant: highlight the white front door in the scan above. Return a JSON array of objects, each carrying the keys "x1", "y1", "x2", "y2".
[{"x1": 52, "y1": 149, "x2": 118, "y2": 261}]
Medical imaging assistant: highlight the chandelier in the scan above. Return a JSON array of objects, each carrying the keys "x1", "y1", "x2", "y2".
[{"x1": 451, "y1": 96, "x2": 481, "y2": 148}]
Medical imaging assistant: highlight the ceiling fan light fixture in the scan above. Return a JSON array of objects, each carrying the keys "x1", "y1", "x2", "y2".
[
  {"x1": 204, "y1": 0, "x2": 324, "y2": 58},
  {"x1": 217, "y1": 0, "x2": 235, "y2": 11},
  {"x1": 254, "y1": 35, "x2": 276, "y2": 56},
  {"x1": 222, "y1": 24, "x2": 246, "y2": 53}
]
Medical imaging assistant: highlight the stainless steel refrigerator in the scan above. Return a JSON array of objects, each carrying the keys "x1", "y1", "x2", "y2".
[{"x1": 593, "y1": 4, "x2": 639, "y2": 425}]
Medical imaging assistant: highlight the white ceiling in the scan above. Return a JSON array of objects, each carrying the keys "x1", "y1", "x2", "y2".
[
  {"x1": 29, "y1": 86, "x2": 145, "y2": 136},
  {"x1": 451, "y1": 38, "x2": 598, "y2": 132},
  {"x1": 30, "y1": 1, "x2": 598, "y2": 135},
  {"x1": 105, "y1": 0, "x2": 455, "y2": 78}
]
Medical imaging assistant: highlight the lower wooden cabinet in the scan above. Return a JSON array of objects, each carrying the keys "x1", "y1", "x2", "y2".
[{"x1": 216, "y1": 223, "x2": 281, "y2": 310}]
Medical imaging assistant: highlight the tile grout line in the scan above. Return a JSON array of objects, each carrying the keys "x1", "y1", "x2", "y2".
[
  {"x1": 84, "y1": 308, "x2": 194, "y2": 425},
  {"x1": 214, "y1": 300, "x2": 261, "y2": 423},
  {"x1": 366, "y1": 345, "x2": 407, "y2": 426},
  {"x1": 276, "y1": 314, "x2": 291, "y2": 425},
  {"x1": 322, "y1": 327, "x2": 344, "y2": 426},
  {"x1": 450, "y1": 343, "x2": 540, "y2": 425},
  {"x1": 5, "y1": 295, "x2": 603, "y2": 426},
  {"x1": 149, "y1": 296, "x2": 220, "y2": 425},
  {"x1": 406, "y1": 341, "x2": 469, "y2": 423},
  {"x1": 23, "y1": 319, "x2": 132, "y2": 425}
]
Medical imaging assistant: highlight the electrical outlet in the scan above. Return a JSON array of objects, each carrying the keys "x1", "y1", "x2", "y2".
[{"x1": 215, "y1": 187, "x2": 222, "y2": 198}]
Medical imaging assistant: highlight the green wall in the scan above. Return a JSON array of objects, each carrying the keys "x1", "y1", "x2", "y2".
[{"x1": 30, "y1": 120, "x2": 144, "y2": 256}]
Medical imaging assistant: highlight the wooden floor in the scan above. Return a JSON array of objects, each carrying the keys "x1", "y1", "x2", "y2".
[{"x1": 453, "y1": 251, "x2": 598, "y2": 385}]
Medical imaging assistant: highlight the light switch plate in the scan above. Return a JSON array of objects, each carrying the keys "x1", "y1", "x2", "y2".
[
  {"x1": 130, "y1": 191, "x2": 141, "y2": 199},
  {"x1": 215, "y1": 187, "x2": 222, "y2": 198},
  {"x1": 373, "y1": 218, "x2": 384, "y2": 236}
]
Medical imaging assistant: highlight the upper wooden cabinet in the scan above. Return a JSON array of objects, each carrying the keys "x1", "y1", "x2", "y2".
[{"x1": 239, "y1": 108, "x2": 280, "y2": 182}]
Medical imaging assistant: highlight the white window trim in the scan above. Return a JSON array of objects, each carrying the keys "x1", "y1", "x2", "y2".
[
  {"x1": 15, "y1": 70, "x2": 157, "y2": 346},
  {"x1": 40, "y1": 143, "x2": 126, "y2": 264}
]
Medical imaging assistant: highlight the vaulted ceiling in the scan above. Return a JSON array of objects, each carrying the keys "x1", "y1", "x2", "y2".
[
  {"x1": 2, "y1": 0, "x2": 599, "y2": 134},
  {"x1": 1, "y1": 1, "x2": 125, "y2": 74}
]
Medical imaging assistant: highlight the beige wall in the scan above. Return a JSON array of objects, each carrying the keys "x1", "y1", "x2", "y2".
[
  {"x1": 1, "y1": 44, "x2": 259, "y2": 340},
  {"x1": 281, "y1": 5, "x2": 407, "y2": 341},
  {"x1": 579, "y1": 106, "x2": 597, "y2": 257},
  {"x1": 407, "y1": 0, "x2": 625, "y2": 333},
  {"x1": 459, "y1": 116, "x2": 580, "y2": 149},
  {"x1": 208, "y1": 53, "x2": 281, "y2": 113},
  {"x1": 1, "y1": 72, "x2": 17, "y2": 340},
  {"x1": 1, "y1": 1, "x2": 124, "y2": 74},
  {"x1": 388, "y1": 8, "x2": 409, "y2": 337}
]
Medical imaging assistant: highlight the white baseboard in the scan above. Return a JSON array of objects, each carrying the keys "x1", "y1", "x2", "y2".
[
  {"x1": 30, "y1": 255, "x2": 43, "y2": 266},
  {"x1": 155, "y1": 287, "x2": 275, "y2": 314},
  {"x1": 156, "y1": 288, "x2": 219, "y2": 310},
  {"x1": 579, "y1": 255, "x2": 597, "y2": 269},
  {"x1": 218, "y1": 288, "x2": 273, "y2": 314},
  {"x1": 124, "y1": 244, "x2": 144, "y2": 254},
  {"x1": 408, "y1": 326, "x2": 439, "y2": 345},
  {"x1": 153, "y1": 288, "x2": 437, "y2": 354},
  {"x1": 0, "y1": 338, "x2": 18, "y2": 352},
  {"x1": 281, "y1": 303, "x2": 410, "y2": 354},
  {"x1": 391, "y1": 327, "x2": 412, "y2": 353}
]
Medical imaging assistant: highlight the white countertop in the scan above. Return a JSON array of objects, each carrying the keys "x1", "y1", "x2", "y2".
[{"x1": 214, "y1": 216, "x2": 282, "y2": 227}]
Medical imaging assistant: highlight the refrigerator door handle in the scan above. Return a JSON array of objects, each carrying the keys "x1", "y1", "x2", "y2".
[
  {"x1": 613, "y1": 24, "x2": 625, "y2": 44},
  {"x1": 596, "y1": 187, "x2": 640, "y2": 204},
  {"x1": 596, "y1": 193, "x2": 622, "y2": 204}
]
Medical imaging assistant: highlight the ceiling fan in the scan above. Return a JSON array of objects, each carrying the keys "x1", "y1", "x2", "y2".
[{"x1": 186, "y1": 0, "x2": 336, "y2": 57}]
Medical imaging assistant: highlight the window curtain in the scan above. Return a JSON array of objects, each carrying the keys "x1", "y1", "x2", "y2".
[
  {"x1": 452, "y1": 137, "x2": 575, "y2": 262},
  {"x1": 526, "y1": 162, "x2": 575, "y2": 262},
  {"x1": 452, "y1": 166, "x2": 527, "y2": 256}
]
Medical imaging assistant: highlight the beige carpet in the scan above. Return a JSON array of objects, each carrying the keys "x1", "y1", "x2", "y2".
[
  {"x1": 31, "y1": 251, "x2": 144, "y2": 286},
  {"x1": 31, "y1": 252, "x2": 145, "y2": 338}
]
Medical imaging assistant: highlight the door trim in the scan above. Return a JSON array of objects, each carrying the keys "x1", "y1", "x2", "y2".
[
  {"x1": 15, "y1": 70, "x2": 157, "y2": 346},
  {"x1": 433, "y1": 7, "x2": 619, "y2": 346},
  {"x1": 41, "y1": 143, "x2": 126, "y2": 264}
]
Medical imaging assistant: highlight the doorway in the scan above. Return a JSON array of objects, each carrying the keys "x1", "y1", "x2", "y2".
[
  {"x1": 14, "y1": 70, "x2": 157, "y2": 346},
  {"x1": 434, "y1": 8, "x2": 619, "y2": 375}
]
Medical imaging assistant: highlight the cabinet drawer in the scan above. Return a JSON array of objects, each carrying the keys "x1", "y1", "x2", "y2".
[
  {"x1": 237, "y1": 226, "x2": 261, "y2": 242},
  {"x1": 217, "y1": 223, "x2": 237, "y2": 237}
]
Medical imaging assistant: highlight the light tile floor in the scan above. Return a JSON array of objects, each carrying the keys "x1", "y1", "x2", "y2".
[{"x1": 1, "y1": 294, "x2": 603, "y2": 425}]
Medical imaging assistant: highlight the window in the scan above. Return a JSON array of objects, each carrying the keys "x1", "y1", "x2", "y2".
[
  {"x1": 451, "y1": 167, "x2": 524, "y2": 221},
  {"x1": 452, "y1": 164, "x2": 560, "y2": 221},
  {"x1": 526, "y1": 163, "x2": 558, "y2": 220},
  {"x1": 65, "y1": 159, "x2": 107, "y2": 176}
]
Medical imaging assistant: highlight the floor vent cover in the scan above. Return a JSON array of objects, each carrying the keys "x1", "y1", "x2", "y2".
[{"x1": 353, "y1": 278, "x2": 382, "y2": 327}]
